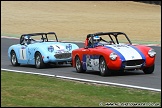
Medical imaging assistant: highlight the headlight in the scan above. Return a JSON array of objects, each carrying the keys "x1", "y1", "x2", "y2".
[
  {"x1": 48, "y1": 46, "x2": 54, "y2": 52},
  {"x1": 148, "y1": 49, "x2": 156, "y2": 57},
  {"x1": 109, "y1": 52, "x2": 117, "y2": 60}
]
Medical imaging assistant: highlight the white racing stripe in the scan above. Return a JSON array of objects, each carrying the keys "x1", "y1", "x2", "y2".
[
  {"x1": 106, "y1": 44, "x2": 142, "y2": 60},
  {"x1": 1, "y1": 68, "x2": 161, "y2": 92}
]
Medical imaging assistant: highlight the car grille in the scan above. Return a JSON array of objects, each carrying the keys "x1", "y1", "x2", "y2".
[
  {"x1": 54, "y1": 53, "x2": 71, "y2": 59},
  {"x1": 122, "y1": 59, "x2": 145, "y2": 66}
]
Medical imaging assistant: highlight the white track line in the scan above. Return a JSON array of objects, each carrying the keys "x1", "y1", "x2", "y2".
[
  {"x1": 1, "y1": 36, "x2": 19, "y2": 39},
  {"x1": 1, "y1": 68, "x2": 161, "y2": 92}
]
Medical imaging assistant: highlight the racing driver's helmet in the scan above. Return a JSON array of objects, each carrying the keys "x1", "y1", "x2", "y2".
[
  {"x1": 93, "y1": 36, "x2": 100, "y2": 44},
  {"x1": 24, "y1": 36, "x2": 32, "y2": 44}
]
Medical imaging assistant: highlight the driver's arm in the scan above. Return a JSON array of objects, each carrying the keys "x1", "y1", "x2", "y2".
[
  {"x1": 100, "y1": 37, "x2": 113, "y2": 44},
  {"x1": 100, "y1": 37, "x2": 107, "y2": 42}
]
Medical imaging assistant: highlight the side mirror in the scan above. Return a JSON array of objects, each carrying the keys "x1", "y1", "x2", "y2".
[
  {"x1": 84, "y1": 38, "x2": 89, "y2": 49},
  {"x1": 84, "y1": 46, "x2": 88, "y2": 49},
  {"x1": 21, "y1": 43, "x2": 25, "y2": 45},
  {"x1": 21, "y1": 43, "x2": 28, "y2": 46}
]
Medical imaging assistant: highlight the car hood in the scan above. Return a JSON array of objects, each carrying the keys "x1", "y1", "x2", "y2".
[
  {"x1": 29, "y1": 42, "x2": 75, "y2": 52},
  {"x1": 103, "y1": 44, "x2": 145, "y2": 60}
]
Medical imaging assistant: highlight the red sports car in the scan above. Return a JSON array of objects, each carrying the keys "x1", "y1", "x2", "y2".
[{"x1": 72, "y1": 32, "x2": 156, "y2": 76}]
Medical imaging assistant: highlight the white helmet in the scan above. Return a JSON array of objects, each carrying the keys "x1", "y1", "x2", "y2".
[
  {"x1": 24, "y1": 36, "x2": 32, "y2": 44},
  {"x1": 93, "y1": 36, "x2": 100, "y2": 43},
  {"x1": 24, "y1": 35, "x2": 32, "y2": 40}
]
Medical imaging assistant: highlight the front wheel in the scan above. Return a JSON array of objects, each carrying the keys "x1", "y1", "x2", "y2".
[
  {"x1": 99, "y1": 57, "x2": 111, "y2": 76},
  {"x1": 35, "y1": 52, "x2": 45, "y2": 69},
  {"x1": 75, "y1": 56, "x2": 85, "y2": 73},
  {"x1": 143, "y1": 64, "x2": 154, "y2": 74},
  {"x1": 11, "y1": 51, "x2": 20, "y2": 66}
]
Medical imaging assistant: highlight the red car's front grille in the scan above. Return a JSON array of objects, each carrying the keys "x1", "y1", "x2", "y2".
[{"x1": 122, "y1": 59, "x2": 145, "y2": 66}]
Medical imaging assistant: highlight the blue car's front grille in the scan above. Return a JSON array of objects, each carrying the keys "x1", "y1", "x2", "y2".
[{"x1": 54, "y1": 53, "x2": 71, "y2": 59}]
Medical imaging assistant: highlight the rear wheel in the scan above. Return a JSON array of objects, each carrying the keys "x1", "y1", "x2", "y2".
[
  {"x1": 99, "y1": 57, "x2": 111, "y2": 76},
  {"x1": 143, "y1": 64, "x2": 154, "y2": 74},
  {"x1": 11, "y1": 51, "x2": 20, "y2": 66},
  {"x1": 35, "y1": 52, "x2": 45, "y2": 69},
  {"x1": 75, "y1": 56, "x2": 85, "y2": 73}
]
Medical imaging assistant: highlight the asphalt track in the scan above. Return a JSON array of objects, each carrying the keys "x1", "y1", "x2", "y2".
[{"x1": 1, "y1": 37, "x2": 161, "y2": 91}]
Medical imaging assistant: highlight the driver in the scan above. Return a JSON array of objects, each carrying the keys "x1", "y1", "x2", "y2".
[
  {"x1": 24, "y1": 36, "x2": 32, "y2": 44},
  {"x1": 88, "y1": 36, "x2": 101, "y2": 47},
  {"x1": 93, "y1": 36, "x2": 100, "y2": 46}
]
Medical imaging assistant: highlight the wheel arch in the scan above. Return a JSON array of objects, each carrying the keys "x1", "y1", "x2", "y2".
[
  {"x1": 99, "y1": 55, "x2": 104, "y2": 60},
  {"x1": 99, "y1": 55, "x2": 109, "y2": 67},
  {"x1": 10, "y1": 49, "x2": 20, "y2": 66},
  {"x1": 10, "y1": 49, "x2": 15, "y2": 55},
  {"x1": 34, "y1": 51, "x2": 46, "y2": 69},
  {"x1": 34, "y1": 51, "x2": 41, "y2": 58},
  {"x1": 10, "y1": 49, "x2": 17, "y2": 60},
  {"x1": 73, "y1": 54, "x2": 80, "y2": 67}
]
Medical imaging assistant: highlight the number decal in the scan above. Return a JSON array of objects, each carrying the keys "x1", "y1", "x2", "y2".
[
  {"x1": 20, "y1": 48, "x2": 26, "y2": 60},
  {"x1": 86, "y1": 55, "x2": 99, "y2": 71},
  {"x1": 22, "y1": 49, "x2": 24, "y2": 59}
]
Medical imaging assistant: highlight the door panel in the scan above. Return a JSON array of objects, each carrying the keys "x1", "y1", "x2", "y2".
[
  {"x1": 18, "y1": 45, "x2": 28, "y2": 64},
  {"x1": 82, "y1": 48, "x2": 100, "y2": 71}
]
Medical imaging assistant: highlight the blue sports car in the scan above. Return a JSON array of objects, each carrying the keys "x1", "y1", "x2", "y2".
[{"x1": 8, "y1": 32, "x2": 79, "y2": 68}]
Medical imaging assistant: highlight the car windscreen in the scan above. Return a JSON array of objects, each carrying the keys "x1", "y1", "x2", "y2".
[{"x1": 31, "y1": 34, "x2": 57, "y2": 42}]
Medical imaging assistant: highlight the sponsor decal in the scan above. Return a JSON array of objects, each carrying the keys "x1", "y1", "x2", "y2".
[
  {"x1": 21, "y1": 46, "x2": 25, "y2": 49},
  {"x1": 48, "y1": 46, "x2": 54, "y2": 52},
  {"x1": 83, "y1": 54, "x2": 99, "y2": 71},
  {"x1": 66, "y1": 44, "x2": 72, "y2": 51}
]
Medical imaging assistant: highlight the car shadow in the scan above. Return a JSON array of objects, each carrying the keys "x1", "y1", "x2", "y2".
[
  {"x1": 46, "y1": 64, "x2": 72, "y2": 68},
  {"x1": 74, "y1": 70, "x2": 145, "y2": 77},
  {"x1": 19, "y1": 64, "x2": 72, "y2": 69}
]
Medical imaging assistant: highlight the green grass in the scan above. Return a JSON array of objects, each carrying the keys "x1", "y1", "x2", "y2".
[{"x1": 1, "y1": 71, "x2": 161, "y2": 107}]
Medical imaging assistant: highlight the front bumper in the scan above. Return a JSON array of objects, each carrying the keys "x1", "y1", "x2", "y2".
[
  {"x1": 124, "y1": 64, "x2": 143, "y2": 69},
  {"x1": 121, "y1": 59, "x2": 145, "y2": 70}
]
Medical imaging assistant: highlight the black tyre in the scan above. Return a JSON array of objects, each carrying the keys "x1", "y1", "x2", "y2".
[
  {"x1": 11, "y1": 51, "x2": 20, "y2": 66},
  {"x1": 143, "y1": 64, "x2": 154, "y2": 74},
  {"x1": 35, "y1": 52, "x2": 45, "y2": 69},
  {"x1": 99, "y1": 57, "x2": 111, "y2": 76},
  {"x1": 117, "y1": 69, "x2": 124, "y2": 75},
  {"x1": 75, "y1": 56, "x2": 86, "y2": 73}
]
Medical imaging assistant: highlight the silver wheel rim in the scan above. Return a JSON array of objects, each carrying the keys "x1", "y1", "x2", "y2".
[
  {"x1": 36, "y1": 55, "x2": 40, "y2": 67},
  {"x1": 11, "y1": 53, "x2": 16, "y2": 65},
  {"x1": 76, "y1": 58, "x2": 81, "y2": 70},
  {"x1": 100, "y1": 59, "x2": 105, "y2": 74}
]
